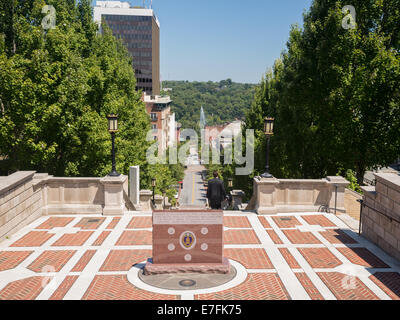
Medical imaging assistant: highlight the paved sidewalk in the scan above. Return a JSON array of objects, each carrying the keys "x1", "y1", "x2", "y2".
[{"x1": 0, "y1": 212, "x2": 399, "y2": 300}]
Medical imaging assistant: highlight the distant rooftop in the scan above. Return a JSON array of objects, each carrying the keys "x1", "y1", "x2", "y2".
[{"x1": 94, "y1": 1, "x2": 160, "y2": 27}]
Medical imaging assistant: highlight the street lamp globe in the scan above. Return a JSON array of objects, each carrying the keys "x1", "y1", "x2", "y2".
[{"x1": 264, "y1": 117, "x2": 274, "y2": 136}]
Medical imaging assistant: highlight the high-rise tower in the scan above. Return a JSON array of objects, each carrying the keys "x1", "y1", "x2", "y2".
[{"x1": 94, "y1": 1, "x2": 160, "y2": 95}]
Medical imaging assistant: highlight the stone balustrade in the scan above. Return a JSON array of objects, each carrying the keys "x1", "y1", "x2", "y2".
[
  {"x1": 250, "y1": 176, "x2": 349, "y2": 214},
  {"x1": 0, "y1": 171, "x2": 129, "y2": 241}
]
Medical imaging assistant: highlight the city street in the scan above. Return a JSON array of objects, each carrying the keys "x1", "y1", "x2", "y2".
[{"x1": 179, "y1": 165, "x2": 207, "y2": 209}]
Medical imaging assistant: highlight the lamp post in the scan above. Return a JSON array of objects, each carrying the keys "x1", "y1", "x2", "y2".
[
  {"x1": 151, "y1": 178, "x2": 156, "y2": 206},
  {"x1": 107, "y1": 114, "x2": 121, "y2": 177},
  {"x1": 261, "y1": 117, "x2": 275, "y2": 179}
]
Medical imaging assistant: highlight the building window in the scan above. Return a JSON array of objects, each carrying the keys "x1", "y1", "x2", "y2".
[
  {"x1": 152, "y1": 124, "x2": 157, "y2": 130},
  {"x1": 151, "y1": 113, "x2": 157, "y2": 121}
]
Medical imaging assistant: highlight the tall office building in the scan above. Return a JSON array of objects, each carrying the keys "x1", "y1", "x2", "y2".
[{"x1": 94, "y1": 1, "x2": 160, "y2": 95}]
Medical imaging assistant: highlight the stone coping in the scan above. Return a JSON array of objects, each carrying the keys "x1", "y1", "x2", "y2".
[
  {"x1": 0, "y1": 171, "x2": 36, "y2": 195},
  {"x1": 375, "y1": 173, "x2": 400, "y2": 192}
]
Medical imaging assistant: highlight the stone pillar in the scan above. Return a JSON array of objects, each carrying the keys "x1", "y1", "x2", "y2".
[
  {"x1": 100, "y1": 175, "x2": 128, "y2": 216},
  {"x1": 230, "y1": 190, "x2": 245, "y2": 210},
  {"x1": 326, "y1": 176, "x2": 349, "y2": 213},
  {"x1": 154, "y1": 194, "x2": 163, "y2": 210},
  {"x1": 253, "y1": 177, "x2": 280, "y2": 214},
  {"x1": 139, "y1": 190, "x2": 153, "y2": 212},
  {"x1": 129, "y1": 166, "x2": 140, "y2": 207}
]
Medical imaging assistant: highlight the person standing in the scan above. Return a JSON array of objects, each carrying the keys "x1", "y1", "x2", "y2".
[{"x1": 206, "y1": 171, "x2": 227, "y2": 210}]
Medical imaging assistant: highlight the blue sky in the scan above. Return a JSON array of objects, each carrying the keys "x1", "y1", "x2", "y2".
[{"x1": 93, "y1": 0, "x2": 313, "y2": 83}]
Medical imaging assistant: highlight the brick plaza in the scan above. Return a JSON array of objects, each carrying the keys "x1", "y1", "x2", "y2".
[{"x1": 0, "y1": 212, "x2": 399, "y2": 300}]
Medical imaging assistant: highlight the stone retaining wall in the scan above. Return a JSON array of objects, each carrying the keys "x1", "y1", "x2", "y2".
[{"x1": 361, "y1": 173, "x2": 400, "y2": 261}]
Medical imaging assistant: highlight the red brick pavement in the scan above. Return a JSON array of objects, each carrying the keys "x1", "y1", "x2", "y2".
[
  {"x1": 92, "y1": 231, "x2": 111, "y2": 246},
  {"x1": 319, "y1": 229, "x2": 358, "y2": 244},
  {"x1": 295, "y1": 273, "x2": 324, "y2": 300},
  {"x1": 0, "y1": 251, "x2": 33, "y2": 271},
  {"x1": 127, "y1": 217, "x2": 152, "y2": 229},
  {"x1": 116, "y1": 231, "x2": 152, "y2": 246},
  {"x1": 301, "y1": 215, "x2": 336, "y2": 227},
  {"x1": 100, "y1": 250, "x2": 152, "y2": 271},
  {"x1": 223, "y1": 230, "x2": 260, "y2": 244},
  {"x1": 74, "y1": 218, "x2": 106, "y2": 230},
  {"x1": 258, "y1": 216, "x2": 272, "y2": 229},
  {"x1": 35, "y1": 217, "x2": 74, "y2": 230},
  {"x1": 10, "y1": 231, "x2": 54, "y2": 247},
  {"x1": 195, "y1": 273, "x2": 291, "y2": 300},
  {"x1": 27, "y1": 250, "x2": 76, "y2": 272},
  {"x1": 52, "y1": 231, "x2": 94, "y2": 247},
  {"x1": 317, "y1": 272, "x2": 379, "y2": 300},
  {"x1": 337, "y1": 248, "x2": 389, "y2": 268},
  {"x1": 223, "y1": 216, "x2": 251, "y2": 228},
  {"x1": 283, "y1": 230, "x2": 322, "y2": 244},
  {"x1": 266, "y1": 229, "x2": 284, "y2": 244},
  {"x1": 299, "y1": 248, "x2": 343, "y2": 268},
  {"x1": 279, "y1": 248, "x2": 301, "y2": 269},
  {"x1": 106, "y1": 217, "x2": 121, "y2": 230},
  {"x1": 369, "y1": 272, "x2": 400, "y2": 300},
  {"x1": 49, "y1": 275, "x2": 79, "y2": 300},
  {"x1": 82, "y1": 275, "x2": 179, "y2": 300},
  {"x1": 0, "y1": 276, "x2": 47, "y2": 300},
  {"x1": 272, "y1": 216, "x2": 302, "y2": 228},
  {"x1": 224, "y1": 248, "x2": 273, "y2": 269},
  {"x1": 71, "y1": 250, "x2": 97, "y2": 272}
]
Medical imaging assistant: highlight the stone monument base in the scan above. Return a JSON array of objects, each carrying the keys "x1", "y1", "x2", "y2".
[{"x1": 143, "y1": 258, "x2": 231, "y2": 275}]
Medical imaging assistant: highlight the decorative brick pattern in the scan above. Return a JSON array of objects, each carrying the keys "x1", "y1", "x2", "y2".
[
  {"x1": 258, "y1": 216, "x2": 272, "y2": 229},
  {"x1": 223, "y1": 216, "x2": 251, "y2": 228},
  {"x1": 126, "y1": 217, "x2": 152, "y2": 229},
  {"x1": 71, "y1": 250, "x2": 97, "y2": 272},
  {"x1": 100, "y1": 250, "x2": 152, "y2": 271},
  {"x1": 301, "y1": 215, "x2": 336, "y2": 227},
  {"x1": 295, "y1": 273, "x2": 324, "y2": 300},
  {"x1": 0, "y1": 251, "x2": 33, "y2": 271},
  {"x1": 195, "y1": 274, "x2": 291, "y2": 300},
  {"x1": 299, "y1": 248, "x2": 342, "y2": 268},
  {"x1": 279, "y1": 248, "x2": 301, "y2": 269},
  {"x1": 116, "y1": 231, "x2": 152, "y2": 246},
  {"x1": 49, "y1": 275, "x2": 79, "y2": 300},
  {"x1": 224, "y1": 248, "x2": 273, "y2": 269},
  {"x1": 35, "y1": 217, "x2": 74, "y2": 230},
  {"x1": 52, "y1": 232, "x2": 94, "y2": 247},
  {"x1": 266, "y1": 229, "x2": 284, "y2": 244},
  {"x1": 74, "y1": 218, "x2": 106, "y2": 230},
  {"x1": 369, "y1": 272, "x2": 400, "y2": 300},
  {"x1": 337, "y1": 248, "x2": 389, "y2": 268},
  {"x1": 10, "y1": 231, "x2": 54, "y2": 247},
  {"x1": 319, "y1": 229, "x2": 358, "y2": 244},
  {"x1": 0, "y1": 276, "x2": 47, "y2": 300},
  {"x1": 223, "y1": 229, "x2": 261, "y2": 245},
  {"x1": 27, "y1": 250, "x2": 76, "y2": 272},
  {"x1": 283, "y1": 230, "x2": 322, "y2": 244},
  {"x1": 82, "y1": 275, "x2": 178, "y2": 300},
  {"x1": 272, "y1": 216, "x2": 301, "y2": 229},
  {"x1": 105, "y1": 217, "x2": 121, "y2": 230},
  {"x1": 317, "y1": 272, "x2": 379, "y2": 300},
  {"x1": 92, "y1": 231, "x2": 111, "y2": 246}
]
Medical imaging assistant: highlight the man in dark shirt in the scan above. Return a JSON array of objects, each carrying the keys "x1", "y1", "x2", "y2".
[{"x1": 206, "y1": 171, "x2": 227, "y2": 210}]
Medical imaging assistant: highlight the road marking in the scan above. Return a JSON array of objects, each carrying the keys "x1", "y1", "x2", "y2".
[{"x1": 191, "y1": 173, "x2": 195, "y2": 204}]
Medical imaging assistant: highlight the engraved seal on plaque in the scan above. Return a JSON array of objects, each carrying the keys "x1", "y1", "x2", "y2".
[{"x1": 179, "y1": 231, "x2": 196, "y2": 250}]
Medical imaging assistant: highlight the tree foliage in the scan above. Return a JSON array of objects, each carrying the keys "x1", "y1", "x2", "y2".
[{"x1": 237, "y1": 0, "x2": 400, "y2": 199}]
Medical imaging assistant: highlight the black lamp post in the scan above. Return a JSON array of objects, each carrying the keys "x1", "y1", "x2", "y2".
[
  {"x1": 107, "y1": 114, "x2": 121, "y2": 177},
  {"x1": 261, "y1": 117, "x2": 275, "y2": 179},
  {"x1": 152, "y1": 178, "x2": 156, "y2": 205}
]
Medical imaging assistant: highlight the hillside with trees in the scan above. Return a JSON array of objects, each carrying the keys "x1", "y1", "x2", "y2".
[{"x1": 162, "y1": 80, "x2": 256, "y2": 129}]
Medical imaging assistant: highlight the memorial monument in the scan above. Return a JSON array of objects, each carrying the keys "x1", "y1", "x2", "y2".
[{"x1": 144, "y1": 210, "x2": 230, "y2": 275}]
